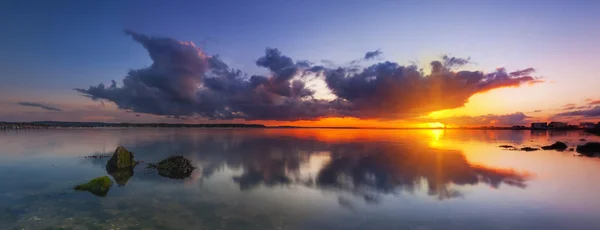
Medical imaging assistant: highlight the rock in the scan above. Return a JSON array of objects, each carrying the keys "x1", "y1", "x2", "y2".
[
  {"x1": 520, "y1": 147, "x2": 539, "y2": 152},
  {"x1": 156, "y1": 155, "x2": 196, "y2": 179},
  {"x1": 569, "y1": 148, "x2": 574, "y2": 151},
  {"x1": 541, "y1": 141, "x2": 568, "y2": 151},
  {"x1": 106, "y1": 146, "x2": 137, "y2": 170},
  {"x1": 74, "y1": 176, "x2": 112, "y2": 197},
  {"x1": 576, "y1": 142, "x2": 600, "y2": 157},
  {"x1": 585, "y1": 129, "x2": 600, "y2": 136},
  {"x1": 499, "y1": 145, "x2": 514, "y2": 148}
]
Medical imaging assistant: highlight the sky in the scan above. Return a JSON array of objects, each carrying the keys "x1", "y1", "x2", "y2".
[{"x1": 1, "y1": 0, "x2": 599, "y2": 127}]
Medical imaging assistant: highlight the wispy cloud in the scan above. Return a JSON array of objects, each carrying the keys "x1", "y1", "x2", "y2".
[
  {"x1": 364, "y1": 49, "x2": 382, "y2": 60},
  {"x1": 554, "y1": 106, "x2": 600, "y2": 118},
  {"x1": 17, "y1": 102, "x2": 62, "y2": 111},
  {"x1": 588, "y1": 100, "x2": 600, "y2": 105}
]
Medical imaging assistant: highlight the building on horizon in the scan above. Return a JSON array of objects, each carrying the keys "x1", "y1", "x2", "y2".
[
  {"x1": 548, "y1": 122, "x2": 568, "y2": 129},
  {"x1": 580, "y1": 122, "x2": 595, "y2": 129},
  {"x1": 531, "y1": 122, "x2": 548, "y2": 130}
]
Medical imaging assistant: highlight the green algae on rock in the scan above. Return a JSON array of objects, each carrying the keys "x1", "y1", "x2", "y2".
[
  {"x1": 155, "y1": 155, "x2": 196, "y2": 179},
  {"x1": 106, "y1": 146, "x2": 137, "y2": 170},
  {"x1": 74, "y1": 176, "x2": 112, "y2": 197}
]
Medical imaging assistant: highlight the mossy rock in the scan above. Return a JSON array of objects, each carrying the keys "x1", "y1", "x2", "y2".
[
  {"x1": 74, "y1": 176, "x2": 112, "y2": 197},
  {"x1": 156, "y1": 155, "x2": 196, "y2": 179},
  {"x1": 107, "y1": 146, "x2": 137, "y2": 169}
]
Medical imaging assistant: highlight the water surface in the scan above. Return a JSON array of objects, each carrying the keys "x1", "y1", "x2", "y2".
[{"x1": 1, "y1": 128, "x2": 600, "y2": 230}]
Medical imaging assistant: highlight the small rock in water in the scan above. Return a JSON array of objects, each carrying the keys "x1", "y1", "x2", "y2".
[
  {"x1": 107, "y1": 167, "x2": 134, "y2": 187},
  {"x1": 499, "y1": 145, "x2": 514, "y2": 149},
  {"x1": 74, "y1": 176, "x2": 112, "y2": 197},
  {"x1": 541, "y1": 141, "x2": 568, "y2": 151},
  {"x1": 580, "y1": 139, "x2": 586, "y2": 141},
  {"x1": 155, "y1": 155, "x2": 196, "y2": 179},
  {"x1": 569, "y1": 148, "x2": 574, "y2": 151},
  {"x1": 520, "y1": 147, "x2": 539, "y2": 152},
  {"x1": 576, "y1": 142, "x2": 600, "y2": 157},
  {"x1": 106, "y1": 146, "x2": 137, "y2": 170}
]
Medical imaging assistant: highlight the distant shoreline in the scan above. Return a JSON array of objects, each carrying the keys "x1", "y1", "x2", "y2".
[{"x1": 0, "y1": 121, "x2": 596, "y2": 131}]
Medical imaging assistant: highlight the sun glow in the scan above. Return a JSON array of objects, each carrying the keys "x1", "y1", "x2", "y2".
[{"x1": 426, "y1": 122, "x2": 445, "y2": 128}]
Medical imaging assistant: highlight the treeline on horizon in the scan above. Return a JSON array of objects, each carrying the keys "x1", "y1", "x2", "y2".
[
  {"x1": 0, "y1": 121, "x2": 265, "y2": 128},
  {"x1": 1, "y1": 121, "x2": 600, "y2": 131}
]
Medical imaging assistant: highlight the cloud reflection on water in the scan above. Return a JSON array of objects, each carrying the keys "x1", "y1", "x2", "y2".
[{"x1": 80, "y1": 129, "x2": 535, "y2": 202}]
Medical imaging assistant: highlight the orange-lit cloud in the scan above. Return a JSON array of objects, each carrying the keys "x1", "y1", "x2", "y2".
[{"x1": 588, "y1": 100, "x2": 600, "y2": 105}]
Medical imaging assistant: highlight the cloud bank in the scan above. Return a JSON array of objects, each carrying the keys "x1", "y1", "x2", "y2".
[
  {"x1": 76, "y1": 31, "x2": 541, "y2": 121},
  {"x1": 555, "y1": 106, "x2": 600, "y2": 118},
  {"x1": 17, "y1": 102, "x2": 62, "y2": 111},
  {"x1": 418, "y1": 112, "x2": 531, "y2": 126}
]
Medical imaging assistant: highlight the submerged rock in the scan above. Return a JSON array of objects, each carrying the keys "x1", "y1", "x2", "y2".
[
  {"x1": 576, "y1": 142, "x2": 600, "y2": 157},
  {"x1": 74, "y1": 176, "x2": 112, "y2": 197},
  {"x1": 541, "y1": 141, "x2": 568, "y2": 151},
  {"x1": 106, "y1": 146, "x2": 137, "y2": 170},
  {"x1": 107, "y1": 166, "x2": 134, "y2": 186},
  {"x1": 520, "y1": 147, "x2": 539, "y2": 152},
  {"x1": 155, "y1": 155, "x2": 196, "y2": 179}
]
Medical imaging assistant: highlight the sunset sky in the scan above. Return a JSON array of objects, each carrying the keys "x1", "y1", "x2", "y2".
[{"x1": 1, "y1": 0, "x2": 599, "y2": 127}]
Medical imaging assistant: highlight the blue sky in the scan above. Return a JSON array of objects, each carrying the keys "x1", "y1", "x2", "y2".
[{"x1": 1, "y1": 0, "x2": 599, "y2": 125}]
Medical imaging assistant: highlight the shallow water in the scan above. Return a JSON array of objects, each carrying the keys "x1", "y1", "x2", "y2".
[{"x1": 1, "y1": 128, "x2": 600, "y2": 230}]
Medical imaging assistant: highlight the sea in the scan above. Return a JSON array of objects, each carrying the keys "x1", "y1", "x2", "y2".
[{"x1": 1, "y1": 128, "x2": 600, "y2": 230}]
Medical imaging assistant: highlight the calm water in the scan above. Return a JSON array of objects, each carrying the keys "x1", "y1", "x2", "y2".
[{"x1": 1, "y1": 128, "x2": 600, "y2": 230}]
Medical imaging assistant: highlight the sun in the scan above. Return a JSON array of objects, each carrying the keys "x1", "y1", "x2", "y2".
[{"x1": 425, "y1": 122, "x2": 445, "y2": 128}]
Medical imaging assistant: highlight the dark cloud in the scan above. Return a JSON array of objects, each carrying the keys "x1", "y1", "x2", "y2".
[
  {"x1": 419, "y1": 112, "x2": 531, "y2": 126},
  {"x1": 364, "y1": 49, "x2": 382, "y2": 60},
  {"x1": 76, "y1": 31, "x2": 540, "y2": 121},
  {"x1": 554, "y1": 106, "x2": 600, "y2": 118},
  {"x1": 17, "y1": 102, "x2": 62, "y2": 111},
  {"x1": 533, "y1": 110, "x2": 542, "y2": 113}
]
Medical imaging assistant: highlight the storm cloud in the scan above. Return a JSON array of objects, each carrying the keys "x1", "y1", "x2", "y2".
[
  {"x1": 76, "y1": 31, "x2": 541, "y2": 121},
  {"x1": 17, "y1": 102, "x2": 62, "y2": 111}
]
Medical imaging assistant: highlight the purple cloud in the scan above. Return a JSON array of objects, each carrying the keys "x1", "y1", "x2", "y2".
[{"x1": 554, "y1": 106, "x2": 600, "y2": 118}]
